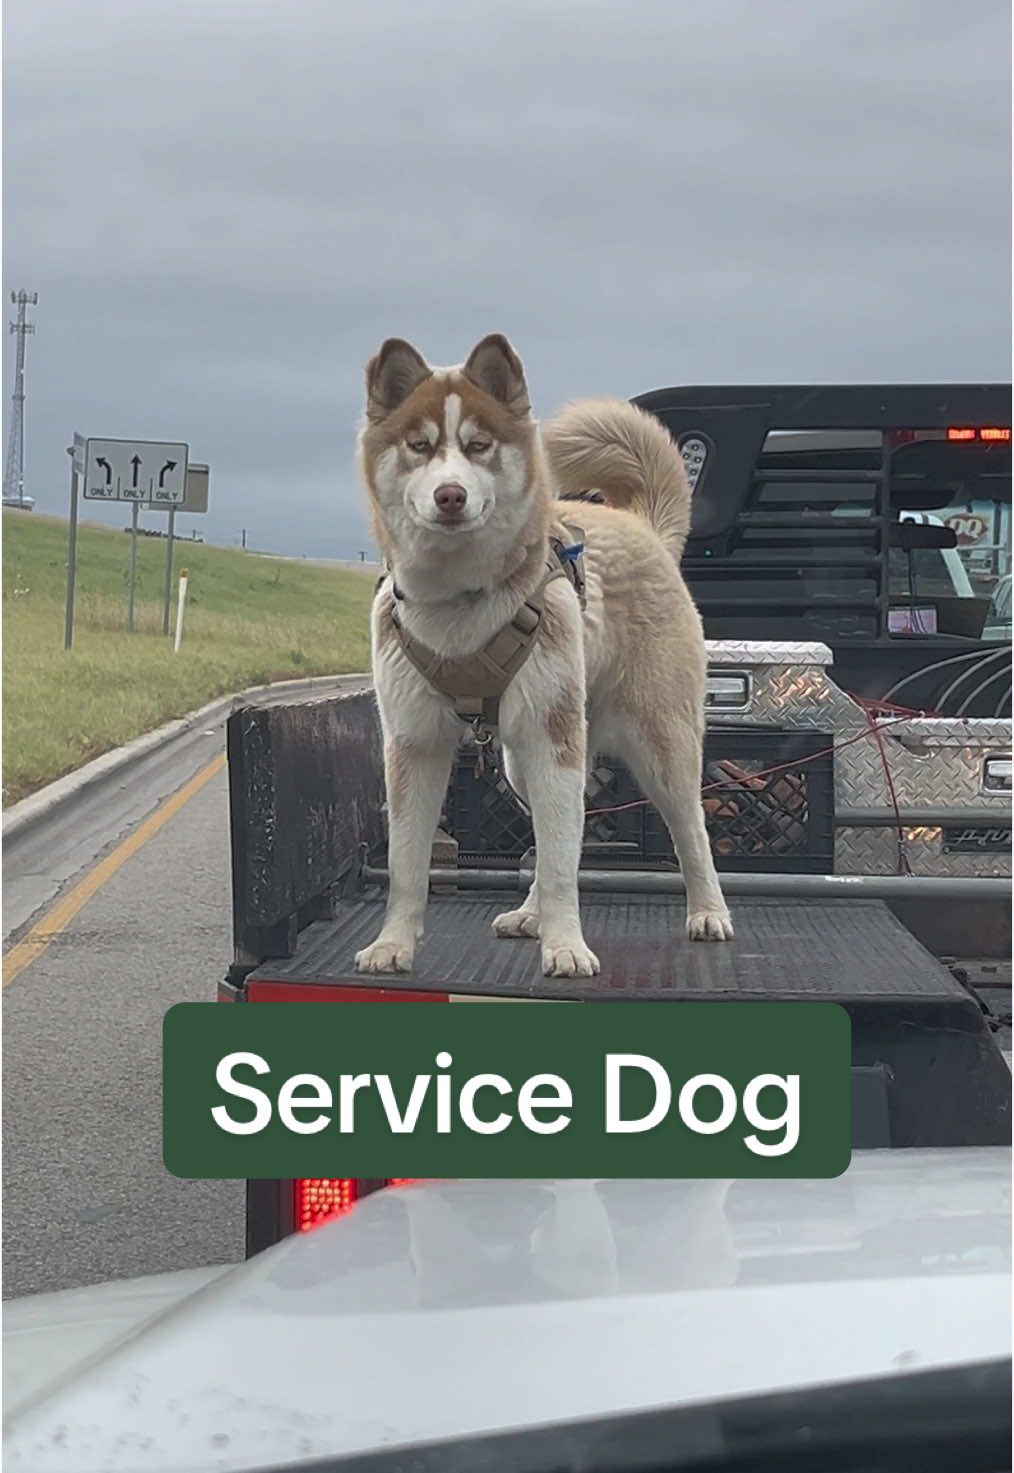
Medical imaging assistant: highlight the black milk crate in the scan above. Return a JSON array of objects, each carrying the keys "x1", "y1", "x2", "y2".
[{"x1": 445, "y1": 728, "x2": 835, "y2": 874}]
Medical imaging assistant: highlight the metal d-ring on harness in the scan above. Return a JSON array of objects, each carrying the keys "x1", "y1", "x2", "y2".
[
  {"x1": 469, "y1": 720, "x2": 496, "y2": 776},
  {"x1": 379, "y1": 527, "x2": 587, "y2": 765}
]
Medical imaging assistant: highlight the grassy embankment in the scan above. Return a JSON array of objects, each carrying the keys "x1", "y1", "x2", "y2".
[{"x1": 2, "y1": 512, "x2": 374, "y2": 802}]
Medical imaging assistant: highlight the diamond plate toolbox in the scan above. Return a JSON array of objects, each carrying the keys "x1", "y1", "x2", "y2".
[{"x1": 702, "y1": 639, "x2": 1011, "y2": 876}]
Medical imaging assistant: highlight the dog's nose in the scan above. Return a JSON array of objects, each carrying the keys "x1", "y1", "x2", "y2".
[{"x1": 433, "y1": 482, "x2": 467, "y2": 515}]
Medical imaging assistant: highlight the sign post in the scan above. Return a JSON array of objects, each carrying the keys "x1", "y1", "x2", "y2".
[
  {"x1": 162, "y1": 505, "x2": 177, "y2": 636},
  {"x1": 63, "y1": 438, "x2": 85, "y2": 650},
  {"x1": 127, "y1": 500, "x2": 140, "y2": 631}
]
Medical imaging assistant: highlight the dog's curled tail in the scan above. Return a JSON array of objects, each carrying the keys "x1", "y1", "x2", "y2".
[{"x1": 542, "y1": 398, "x2": 692, "y2": 559}]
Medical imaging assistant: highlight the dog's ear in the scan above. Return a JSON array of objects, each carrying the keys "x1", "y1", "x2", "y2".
[
  {"x1": 462, "y1": 334, "x2": 531, "y2": 417},
  {"x1": 365, "y1": 339, "x2": 432, "y2": 421}
]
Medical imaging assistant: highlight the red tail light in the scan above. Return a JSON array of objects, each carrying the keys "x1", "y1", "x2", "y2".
[
  {"x1": 296, "y1": 1178, "x2": 358, "y2": 1232},
  {"x1": 893, "y1": 427, "x2": 1011, "y2": 447},
  {"x1": 295, "y1": 1178, "x2": 416, "y2": 1232}
]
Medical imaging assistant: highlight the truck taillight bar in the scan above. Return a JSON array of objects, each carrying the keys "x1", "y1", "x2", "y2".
[
  {"x1": 892, "y1": 426, "x2": 1011, "y2": 445},
  {"x1": 944, "y1": 426, "x2": 1010, "y2": 442}
]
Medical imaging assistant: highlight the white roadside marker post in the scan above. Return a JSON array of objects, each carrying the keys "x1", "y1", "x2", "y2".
[{"x1": 173, "y1": 569, "x2": 189, "y2": 653}]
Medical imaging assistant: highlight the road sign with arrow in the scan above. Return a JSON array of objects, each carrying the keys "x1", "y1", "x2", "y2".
[{"x1": 83, "y1": 438, "x2": 189, "y2": 504}]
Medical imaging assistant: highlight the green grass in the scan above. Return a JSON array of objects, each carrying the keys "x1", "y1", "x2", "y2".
[{"x1": 3, "y1": 512, "x2": 375, "y2": 803}]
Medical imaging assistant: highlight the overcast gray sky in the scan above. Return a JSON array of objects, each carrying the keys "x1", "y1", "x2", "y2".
[{"x1": 4, "y1": 0, "x2": 1010, "y2": 556}]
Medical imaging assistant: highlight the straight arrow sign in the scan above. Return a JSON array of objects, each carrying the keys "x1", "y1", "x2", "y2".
[{"x1": 131, "y1": 455, "x2": 142, "y2": 489}]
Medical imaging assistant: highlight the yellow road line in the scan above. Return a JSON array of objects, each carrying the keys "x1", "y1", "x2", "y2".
[{"x1": 3, "y1": 752, "x2": 227, "y2": 988}]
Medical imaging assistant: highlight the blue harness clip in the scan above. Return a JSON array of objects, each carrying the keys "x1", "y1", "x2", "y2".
[{"x1": 559, "y1": 542, "x2": 584, "y2": 563}]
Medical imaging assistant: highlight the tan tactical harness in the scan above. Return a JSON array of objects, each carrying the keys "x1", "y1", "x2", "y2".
[{"x1": 386, "y1": 527, "x2": 586, "y2": 735}]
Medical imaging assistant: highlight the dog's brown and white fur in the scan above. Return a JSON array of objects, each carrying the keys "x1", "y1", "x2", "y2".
[{"x1": 355, "y1": 334, "x2": 732, "y2": 978}]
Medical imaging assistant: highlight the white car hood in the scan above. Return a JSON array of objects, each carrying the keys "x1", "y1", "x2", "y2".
[{"x1": 4, "y1": 1149, "x2": 1011, "y2": 1473}]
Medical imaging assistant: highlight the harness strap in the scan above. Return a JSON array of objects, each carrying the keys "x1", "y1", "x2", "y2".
[{"x1": 387, "y1": 528, "x2": 585, "y2": 731}]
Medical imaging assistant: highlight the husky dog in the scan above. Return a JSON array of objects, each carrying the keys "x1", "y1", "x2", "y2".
[{"x1": 355, "y1": 334, "x2": 732, "y2": 978}]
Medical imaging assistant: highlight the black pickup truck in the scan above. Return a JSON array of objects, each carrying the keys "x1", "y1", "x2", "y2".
[{"x1": 219, "y1": 384, "x2": 1012, "y2": 1253}]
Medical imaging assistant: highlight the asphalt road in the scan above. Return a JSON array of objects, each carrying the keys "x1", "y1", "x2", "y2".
[{"x1": 3, "y1": 678, "x2": 368, "y2": 1300}]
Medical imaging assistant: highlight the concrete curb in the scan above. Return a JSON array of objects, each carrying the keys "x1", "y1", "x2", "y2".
[{"x1": 3, "y1": 672, "x2": 371, "y2": 845}]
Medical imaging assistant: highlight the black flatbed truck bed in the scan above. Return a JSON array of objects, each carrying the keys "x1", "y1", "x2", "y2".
[
  {"x1": 244, "y1": 883, "x2": 1010, "y2": 1141},
  {"x1": 223, "y1": 687, "x2": 1011, "y2": 1253},
  {"x1": 247, "y1": 888, "x2": 995, "y2": 1018}
]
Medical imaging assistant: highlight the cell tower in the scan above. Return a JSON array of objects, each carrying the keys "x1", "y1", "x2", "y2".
[{"x1": 4, "y1": 290, "x2": 38, "y2": 508}]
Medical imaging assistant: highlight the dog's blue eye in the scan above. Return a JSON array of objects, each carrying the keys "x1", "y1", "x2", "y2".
[
  {"x1": 407, "y1": 439, "x2": 430, "y2": 454},
  {"x1": 467, "y1": 440, "x2": 492, "y2": 455}
]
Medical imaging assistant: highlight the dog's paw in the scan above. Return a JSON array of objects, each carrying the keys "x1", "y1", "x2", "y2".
[
  {"x1": 355, "y1": 939, "x2": 414, "y2": 974},
  {"x1": 492, "y1": 908, "x2": 540, "y2": 939},
  {"x1": 686, "y1": 908, "x2": 734, "y2": 942},
  {"x1": 542, "y1": 941, "x2": 600, "y2": 977}
]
